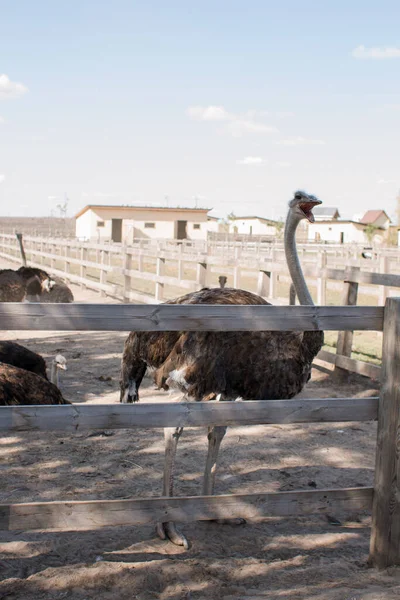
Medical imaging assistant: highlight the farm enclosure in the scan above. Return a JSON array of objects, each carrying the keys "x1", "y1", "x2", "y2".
[{"x1": 0, "y1": 269, "x2": 400, "y2": 598}]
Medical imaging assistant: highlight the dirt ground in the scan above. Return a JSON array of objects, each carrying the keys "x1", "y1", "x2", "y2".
[{"x1": 0, "y1": 266, "x2": 399, "y2": 599}]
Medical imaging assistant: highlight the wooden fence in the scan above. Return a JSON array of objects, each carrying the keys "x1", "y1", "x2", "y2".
[
  {"x1": 0, "y1": 301, "x2": 398, "y2": 568},
  {"x1": 1, "y1": 232, "x2": 399, "y2": 381}
]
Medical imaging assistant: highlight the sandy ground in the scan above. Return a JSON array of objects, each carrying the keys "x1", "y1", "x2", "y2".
[{"x1": 0, "y1": 262, "x2": 399, "y2": 599}]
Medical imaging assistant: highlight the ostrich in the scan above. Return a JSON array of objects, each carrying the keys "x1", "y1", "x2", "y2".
[
  {"x1": 0, "y1": 341, "x2": 67, "y2": 388},
  {"x1": 0, "y1": 341, "x2": 48, "y2": 378},
  {"x1": 38, "y1": 277, "x2": 74, "y2": 303},
  {"x1": 218, "y1": 275, "x2": 227, "y2": 289},
  {"x1": 50, "y1": 354, "x2": 68, "y2": 387},
  {"x1": 0, "y1": 270, "x2": 27, "y2": 302},
  {"x1": 0, "y1": 362, "x2": 70, "y2": 405},
  {"x1": 120, "y1": 190, "x2": 324, "y2": 548},
  {"x1": 17, "y1": 266, "x2": 55, "y2": 300}
]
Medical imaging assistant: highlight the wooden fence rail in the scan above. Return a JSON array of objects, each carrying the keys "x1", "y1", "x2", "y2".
[
  {"x1": 0, "y1": 301, "x2": 399, "y2": 567},
  {"x1": 0, "y1": 233, "x2": 395, "y2": 381}
]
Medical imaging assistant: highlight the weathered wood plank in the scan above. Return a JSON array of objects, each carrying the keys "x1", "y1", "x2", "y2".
[
  {"x1": 0, "y1": 487, "x2": 373, "y2": 531},
  {"x1": 0, "y1": 398, "x2": 379, "y2": 432},
  {"x1": 0, "y1": 304, "x2": 384, "y2": 331},
  {"x1": 317, "y1": 350, "x2": 381, "y2": 380},
  {"x1": 335, "y1": 267, "x2": 360, "y2": 377},
  {"x1": 369, "y1": 297, "x2": 400, "y2": 568}
]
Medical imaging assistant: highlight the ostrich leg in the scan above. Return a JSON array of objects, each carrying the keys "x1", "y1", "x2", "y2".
[
  {"x1": 156, "y1": 426, "x2": 189, "y2": 549},
  {"x1": 202, "y1": 425, "x2": 227, "y2": 495},
  {"x1": 202, "y1": 425, "x2": 246, "y2": 526}
]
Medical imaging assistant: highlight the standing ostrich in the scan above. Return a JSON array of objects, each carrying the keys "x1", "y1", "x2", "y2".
[
  {"x1": 0, "y1": 363, "x2": 70, "y2": 405},
  {"x1": 50, "y1": 354, "x2": 68, "y2": 387},
  {"x1": 120, "y1": 191, "x2": 324, "y2": 548}
]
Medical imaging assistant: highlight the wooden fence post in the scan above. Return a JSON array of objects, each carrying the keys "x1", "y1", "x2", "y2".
[
  {"x1": 64, "y1": 245, "x2": 71, "y2": 284},
  {"x1": 257, "y1": 269, "x2": 270, "y2": 298},
  {"x1": 335, "y1": 266, "x2": 360, "y2": 376},
  {"x1": 99, "y1": 250, "x2": 106, "y2": 297},
  {"x1": 379, "y1": 256, "x2": 389, "y2": 306},
  {"x1": 155, "y1": 257, "x2": 165, "y2": 301},
  {"x1": 369, "y1": 297, "x2": 400, "y2": 568},
  {"x1": 80, "y1": 247, "x2": 87, "y2": 289},
  {"x1": 317, "y1": 251, "x2": 327, "y2": 305},
  {"x1": 123, "y1": 249, "x2": 132, "y2": 302},
  {"x1": 233, "y1": 264, "x2": 240, "y2": 288},
  {"x1": 196, "y1": 261, "x2": 207, "y2": 289}
]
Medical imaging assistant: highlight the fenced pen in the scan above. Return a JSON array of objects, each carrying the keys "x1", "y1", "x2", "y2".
[
  {"x1": 1, "y1": 232, "x2": 399, "y2": 380},
  {"x1": 0, "y1": 300, "x2": 399, "y2": 568}
]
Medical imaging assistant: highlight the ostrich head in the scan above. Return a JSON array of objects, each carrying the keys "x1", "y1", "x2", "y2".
[
  {"x1": 288, "y1": 190, "x2": 322, "y2": 223},
  {"x1": 54, "y1": 354, "x2": 67, "y2": 371},
  {"x1": 218, "y1": 275, "x2": 227, "y2": 289}
]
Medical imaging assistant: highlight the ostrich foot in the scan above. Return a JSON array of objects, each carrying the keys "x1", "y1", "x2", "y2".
[
  {"x1": 156, "y1": 521, "x2": 189, "y2": 550},
  {"x1": 214, "y1": 518, "x2": 247, "y2": 526}
]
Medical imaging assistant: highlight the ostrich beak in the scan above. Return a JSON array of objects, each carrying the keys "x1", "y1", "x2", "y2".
[{"x1": 299, "y1": 199, "x2": 322, "y2": 223}]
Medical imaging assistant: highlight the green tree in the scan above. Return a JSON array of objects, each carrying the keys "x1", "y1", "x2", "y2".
[
  {"x1": 275, "y1": 218, "x2": 284, "y2": 239},
  {"x1": 364, "y1": 223, "x2": 378, "y2": 244}
]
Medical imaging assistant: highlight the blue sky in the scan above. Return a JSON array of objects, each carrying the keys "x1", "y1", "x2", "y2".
[{"x1": 1, "y1": 0, "x2": 400, "y2": 221}]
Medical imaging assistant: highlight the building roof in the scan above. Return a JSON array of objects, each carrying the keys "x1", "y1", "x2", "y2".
[
  {"x1": 313, "y1": 206, "x2": 340, "y2": 218},
  {"x1": 359, "y1": 210, "x2": 391, "y2": 225},
  {"x1": 75, "y1": 204, "x2": 211, "y2": 219},
  {"x1": 231, "y1": 215, "x2": 279, "y2": 224}
]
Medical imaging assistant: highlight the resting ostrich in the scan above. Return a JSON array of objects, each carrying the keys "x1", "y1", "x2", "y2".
[
  {"x1": 38, "y1": 277, "x2": 74, "y2": 303},
  {"x1": 120, "y1": 190, "x2": 324, "y2": 548},
  {"x1": 0, "y1": 341, "x2": 48, "y2": 378},
  {"x1": 0, "y1": 362, "x2": 70, "y2": 405},
  {"x1": 17, "y1": 266, "x2": 55, "y2": 300},
  {"x1": 0, "y1": 270, "x2": 27, "y2": 302},
  {"x1": 0, "y1": 341, "x2": 67, "y2": 387}
]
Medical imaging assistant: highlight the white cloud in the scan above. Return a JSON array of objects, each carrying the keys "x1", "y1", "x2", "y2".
[
  {"x1": 186, "y1": 105, "x2": 231, "y2": 121},
  {"x1": 0, "y1": 74, "x2": 28, "y2": 99},
  {"x1": 237, "y1": 156, "x2": 267, "y2": 165},
  {"x1": 0, "y1": 174, "x2": 5, "y2": 183},
  {"x1": 226, "y1": 120, "x2": 278, "y2": 137},
  {"x1": 352, "y1": 45, "x2": 400, "y2": 59},
  {"x1": 276, "y1": 136, "x2": 325, "y2": 146},
  {"x1": 186, "y1": 105, "x2": 279, "y2": 137},
  {"x1": 0, "y1": 116, "x2": 4, "y2": 124}
]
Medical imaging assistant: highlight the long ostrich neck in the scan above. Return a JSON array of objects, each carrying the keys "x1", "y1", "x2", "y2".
[
  {"x1": 50, "y1": 361, "x2": 59, "y2": 387},
  {"x1": 284, "y1": 211, "x2": 314, "y2": 306}
]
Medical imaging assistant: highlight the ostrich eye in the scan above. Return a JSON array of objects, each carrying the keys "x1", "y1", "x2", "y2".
[{"x1": 295, "y1": 193, "x2": 302, "y2": 200}]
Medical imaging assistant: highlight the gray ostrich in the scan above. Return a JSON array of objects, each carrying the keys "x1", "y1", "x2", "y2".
[{"x1": 120, "y1": 191, "x2": 324, "y2": 548}]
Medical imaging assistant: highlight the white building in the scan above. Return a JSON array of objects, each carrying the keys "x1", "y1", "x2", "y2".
[
  {"x1": 228, "y1": 216, "x2": 280, "y2": 237},
  {"x1": 313, "y1": 206, "x2": 340, "y2": 221},
  {"x1": 75, "y1": 205, "x2": 210, "y2": 242},
  {"x1": 307, "y1": 209, "x2": 391, "y2": 244}
]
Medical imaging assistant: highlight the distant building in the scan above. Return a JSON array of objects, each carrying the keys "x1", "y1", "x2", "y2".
[
  {"x1": 227, "y1": 216, "x2": 280, "y2": 237},
  {"x1": 75, "y1": 205, "x2": 210, "y2": 242},
  {"x1": 307, "y1": 208, "x2": 391, "y2": 244},
  {"x1": 359, "y1": 210, "x2": 391, "y2": 229},
  {"x1": 313, "y1": 206, "x2": 340, "y2": 221}
]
